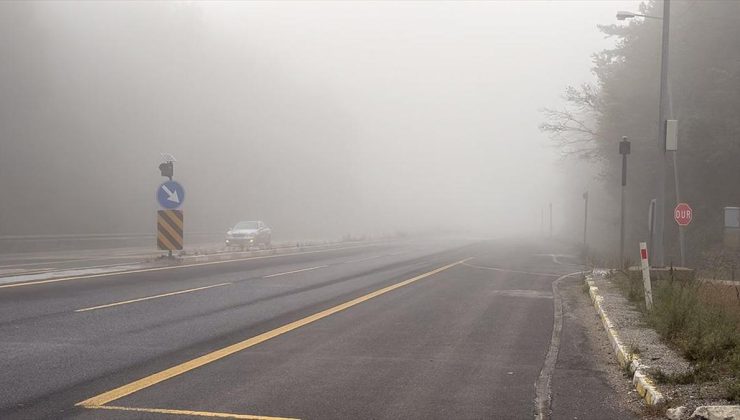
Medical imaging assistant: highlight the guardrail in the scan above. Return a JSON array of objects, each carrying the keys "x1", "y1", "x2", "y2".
[{"x1": 0, "y1": 232, "x2": 224, "y2": 253}]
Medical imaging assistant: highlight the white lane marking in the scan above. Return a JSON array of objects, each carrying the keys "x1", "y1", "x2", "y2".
[
  {"x1": 343, "y1": 255, "x2": 383, "y2": 264},
  {"x1": 0, "y1": 244, "x2": 373, "y2": 290},
  {"x1": 0, "y1": 253, "x2": 158, "y2": 269},
  {"x1": 0, "y1": 268, "x2": 57, "y2": 275},
  {"x1": 74, "y1": 283, "x2": 232, "y2": 312},
  {"x1": 462, "y1": 262, "x2": 561, "y2": 277},
  {"x1": 490, "y1": 290, "x2": 553, "y2": 299},
  {"x1": 532, "y1": 254, "x2": 582, "y2": 266},
  {"x1": 263, "y1": 265, "x2": 328, "y2": 278}
]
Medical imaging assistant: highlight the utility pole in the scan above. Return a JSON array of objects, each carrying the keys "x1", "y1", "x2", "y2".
[
  {"x1": 654, "y1": 0, "x2": 671, "y2": 267},
  {"x1": 666, "y1": 118, "x2": 685, "y2": 266},
  {"x1": 541, "y1": 206, "x2": 544, "y2": 237},
  {"x1": 549, "y1": 202, "x2": 553, "y2": 239},
  {"x1": 583, "y1": 191, "x2": 589, "y2": 251},
  {"x1": 619, "y1": 137, "x2": 631, "y2": 268}
]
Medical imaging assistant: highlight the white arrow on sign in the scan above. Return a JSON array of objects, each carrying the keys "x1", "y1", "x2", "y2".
[{"x1": 161, "y1": 185, "x2": 180, "y2": 204}]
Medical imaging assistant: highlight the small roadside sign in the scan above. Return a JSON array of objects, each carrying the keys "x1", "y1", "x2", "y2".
[
  {"x1": 157, "y1": 180, "x2": 185, "y2": 209},
  {"x1": 674, "y1": 203, "x2": 692, "y2": 226},
  {"x1": 639, "y1": 242, "x2": 653, "y2": 310}
]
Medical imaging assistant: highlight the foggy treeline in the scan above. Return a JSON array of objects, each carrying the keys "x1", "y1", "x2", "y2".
[
  {"x1": 544, "y1": 0, "x2": 740, "y2": 266},
  {"x1": 0, "y1": 2, "x2": 356, "y2": 239}
]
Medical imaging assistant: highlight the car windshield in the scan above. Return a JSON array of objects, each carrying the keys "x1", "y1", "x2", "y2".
[{"x1": 234, "y1": 221, "x2": 258, "y2": 230}]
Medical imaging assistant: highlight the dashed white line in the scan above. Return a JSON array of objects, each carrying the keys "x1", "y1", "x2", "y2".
[
  {"x1": 343, "y1": 255, "x2": 383, "y2": 264},
  {"x1": 75, "y1": 282, "x2": 231, "y2": 312},
  {"x1": 263, "y1": 265, "x2": 328, "y2": 278}
]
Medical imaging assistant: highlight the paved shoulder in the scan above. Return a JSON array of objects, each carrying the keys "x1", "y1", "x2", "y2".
[{"x1": 551, "y1": 277, "x2": 641, "y2": 419}]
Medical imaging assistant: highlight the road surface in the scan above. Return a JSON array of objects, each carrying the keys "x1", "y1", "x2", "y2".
[{"x1": 0, "y1": 238, "x2": 638, "y2": 419}]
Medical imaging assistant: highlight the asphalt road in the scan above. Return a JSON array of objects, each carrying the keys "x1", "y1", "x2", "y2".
[{"x1": 0, "y1": 238, "x2": 638, "y2": 419}]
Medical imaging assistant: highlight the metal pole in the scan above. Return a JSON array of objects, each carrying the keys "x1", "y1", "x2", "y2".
[
  {"x1": 654, "y1": 0, "x2": 671, "y2": 267},
  {"x1": 648, "y1": 198, "x2": 656, "y2": 261},
  {"x1": 583, "y1": 192, "x2": 589, "y2": 251},
  {"x1": 620, "y1": 171, "x2": 626, "y2": 268},
  {"x1": 549, "y1": 203, "x2": 553, "y2": 239},
  {"x1": 672, "y1": 152, "x2": 685, "y2": 266},
  {"x1": 619, "y1": 136, "x2": 631, "y2": 268},
  {"x1": 541, "y1": 206, "x2": 544, "y2": 237}
]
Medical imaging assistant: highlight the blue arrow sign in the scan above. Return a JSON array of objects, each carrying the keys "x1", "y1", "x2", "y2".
[{"x1": 157, "y1": 180, "x2": 185, "y2": 209}]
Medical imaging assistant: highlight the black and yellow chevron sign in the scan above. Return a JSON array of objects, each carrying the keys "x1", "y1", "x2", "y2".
[{"x1": 157, "y1": 210, "x2": 183, "y2": 251}]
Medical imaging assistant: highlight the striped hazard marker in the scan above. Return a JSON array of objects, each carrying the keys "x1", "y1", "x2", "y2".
[{"x1": 157, "y1": 210, "x2": 183, "y2": 251}]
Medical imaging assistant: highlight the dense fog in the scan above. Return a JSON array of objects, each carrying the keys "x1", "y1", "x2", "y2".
[{"x1": 0, "y1": 1, "x2": 641, "y2": 241}]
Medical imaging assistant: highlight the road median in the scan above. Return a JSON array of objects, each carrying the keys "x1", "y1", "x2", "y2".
[{"x1": 0, "y1": 239, "x2": 387, "y2": 288}]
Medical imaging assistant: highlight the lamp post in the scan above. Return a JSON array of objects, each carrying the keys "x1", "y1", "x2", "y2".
[
  {"x1": 617, "y1": 1, "x2": 670, "y2": 267},
  {"x1": 583, "y1": 191, "x2": 589, "y2": 252},
  {"x1": 616, "y1": 11, "x2": 661, "y2": 20},
  {"x1": 619, "y1": 136, "x2": 631, "y2": 268}
]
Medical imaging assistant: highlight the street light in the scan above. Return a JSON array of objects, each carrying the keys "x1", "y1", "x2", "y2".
[
  {"x1": 617, "y1": 1, "x2": 671, "y2": 267},
  {"x1": 616, "y1": 11, "x2": 661, "y2": 20},
  {"x1": 583, "y1": 191, "x2": 589, "y2": 253}
]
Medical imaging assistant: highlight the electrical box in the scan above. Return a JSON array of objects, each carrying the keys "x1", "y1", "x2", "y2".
[{"x1": 665, "y1": 119, "x2": 678, "y2": 151}]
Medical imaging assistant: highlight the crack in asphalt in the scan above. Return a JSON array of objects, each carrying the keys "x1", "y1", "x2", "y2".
[{"x1": 534, "y1": 271, "x2": 583, "y2": 420}]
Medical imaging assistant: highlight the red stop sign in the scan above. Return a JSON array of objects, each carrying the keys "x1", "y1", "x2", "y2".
[{"x1": 674, "y1": 203, "x2": 693, "y2": 226}]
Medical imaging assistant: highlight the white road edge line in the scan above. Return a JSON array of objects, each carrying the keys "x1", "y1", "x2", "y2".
[
  {"x1": 0, "y1": 244, "x2": 373, "y2": 290},
  {"x1": 264, "y1": 265, "x2": 328, "y2": 278},
  {"x1": 75, "y1": 282, "x2": 232, "y2": 312}
]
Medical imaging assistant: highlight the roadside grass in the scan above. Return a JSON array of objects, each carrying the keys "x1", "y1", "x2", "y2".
[
  {"x1": 626, "y1": 341, "x2": 642, "y2": 357},
  {"x1": 613, "y1": 271, "x2": 740, "y2": 402}
]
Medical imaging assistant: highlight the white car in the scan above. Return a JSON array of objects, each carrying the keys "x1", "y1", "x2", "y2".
[{"x1": 225, "y1": 221, "x2": 272, "y2": 249}]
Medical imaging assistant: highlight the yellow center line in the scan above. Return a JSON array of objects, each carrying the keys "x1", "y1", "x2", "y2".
[
  {"x1": 75, "y1": 283, "x2": 232, "y2": 312},
  {"x1": 263, "y1": 265, "x2": 328, "y2": 278},
  {"x1": 76, "y1": 257, "x2": 471, "y2": 408},
  {"x1": 87, "y1": 405, "x2": 299, "y2": 420},
  {"x1": 0, "y1": 244, "x2": 374, "y2": 290}
]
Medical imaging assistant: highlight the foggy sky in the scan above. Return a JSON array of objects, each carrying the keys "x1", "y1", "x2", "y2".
[{"x1": 0, "y1": 1, "x2": 642, "y2": 240}]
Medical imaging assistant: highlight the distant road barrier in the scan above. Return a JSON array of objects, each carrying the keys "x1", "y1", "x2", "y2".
[{"x1": 0, "y1": 232, "x2": 223, "y2": 253}]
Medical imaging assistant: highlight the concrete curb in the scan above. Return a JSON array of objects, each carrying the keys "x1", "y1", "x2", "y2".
[{"x1": 585, "y1": 276, "x2": 666, "y2": 407}]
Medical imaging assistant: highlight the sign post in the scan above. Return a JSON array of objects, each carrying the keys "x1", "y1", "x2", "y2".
[
  {"x1": 674, "y1": 202, "x2": 692, "y2": 267},
  {"x1": 619, "y1": 136, "x2": 631, "y2": 267},
  {"x1": 156, "y1": 155, "x2": 184, "y2": 257},
  {"x1": 639, "y1": 242, "x2": 653, "y2": 311}
]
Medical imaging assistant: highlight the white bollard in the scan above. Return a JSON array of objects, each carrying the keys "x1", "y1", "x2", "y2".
[{"x1": 639, "y1": 242, "x2": 653, "y2": 310}]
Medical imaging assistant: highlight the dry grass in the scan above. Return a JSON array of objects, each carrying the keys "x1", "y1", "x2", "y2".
[
  {"x1": 697, "y1": 282, "x2": 740, "y2": 328},
  {"x1": 612, "y1": 271, "x2": 740, "y2": 402}
]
